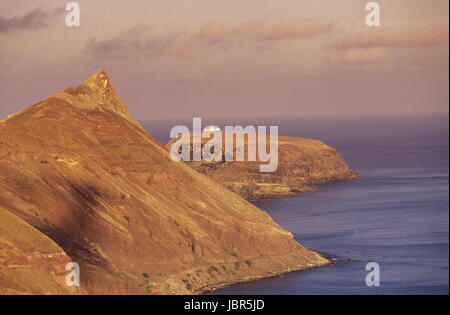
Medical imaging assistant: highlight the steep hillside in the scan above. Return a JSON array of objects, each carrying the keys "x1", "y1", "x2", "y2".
[{"x1": 0, "y1": 70, "x2": 329, "y2": 294}]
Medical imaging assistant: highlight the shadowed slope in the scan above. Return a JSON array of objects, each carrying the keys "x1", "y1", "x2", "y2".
[{"x1": 0, "y1": 208, "x2": 80, "y2": 295}]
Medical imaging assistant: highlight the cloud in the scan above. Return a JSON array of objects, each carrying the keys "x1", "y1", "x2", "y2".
[
  {"x1": 0, "y1": 8, "x2": 60, "y2": 33},
  {"x1": 330, "y1": 47, "x2": 390, "y2": 65},
  {"x1": 331, "y1": 26, "x2": 448, "y2": 50},
  {"x1": 264, "y1": 19, "x2": 334, "y2": 40},
  {"x1": 86, "y1": 18, "x2": 334, "y2": 60},
  {"x1": 86, "y1": 25, "x2": 209, "y2": 60},
  {"x1": 194, "y1": 18, "x2": 333, "y2": 42},
  {"x1": 86, "y1": 26, "x2": 183, "y2": 60},
  {"x1": 194, "y1": 19, "x2": 267, "y2": 42}
]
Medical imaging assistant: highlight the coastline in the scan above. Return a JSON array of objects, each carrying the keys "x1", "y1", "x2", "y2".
[
  {"x1": 245, "y1": 173, "x2": 361, "y2": 203},
  {"x1": 194, "y1": 252, "x2": 333, "y2": 295}
]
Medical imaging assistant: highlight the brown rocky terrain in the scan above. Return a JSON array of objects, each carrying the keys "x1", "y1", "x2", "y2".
[
  {"x1": 0, "y1": 70, "x2": 329, "y2": 295},
  {"x1": 0, "y1": 207, "x2": 81, "y2": 295},
  {"x1": 167, "y1": 134, "x2": 359, "y2": 201}
]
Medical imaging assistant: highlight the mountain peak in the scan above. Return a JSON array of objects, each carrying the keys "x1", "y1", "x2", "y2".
[
  {"x1": 54, "y1": 69, "x2": 132, "y2": 120},
  {"x1": 83, "y1": 69, "x2": 112, "y2": 90}
]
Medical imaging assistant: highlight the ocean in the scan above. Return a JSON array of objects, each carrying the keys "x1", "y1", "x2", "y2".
[{"x1": 142, "y1": 113, "x2": 449, "y2": 295}]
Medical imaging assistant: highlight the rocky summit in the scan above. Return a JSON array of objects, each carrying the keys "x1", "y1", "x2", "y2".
[{"x1": 0, "y1": 70, "x2": 329, "y2": 295}]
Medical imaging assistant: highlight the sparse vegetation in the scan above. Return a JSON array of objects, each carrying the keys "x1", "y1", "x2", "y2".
[
  {"x1": 139, "y1": 280, "x2": 154, "y2": 293},
  {"x1": 139, "y1": 273, "x2": 154, "y2": 293},
  {"x1": 208, "y1": 266, "x2": 218, "y2": 273},
  {"x1": 182, "y1": 279, "x2": 193, "y2": 290},
  {"x1": 224, "y1": 248, "x2": 238, "y2": 257}
]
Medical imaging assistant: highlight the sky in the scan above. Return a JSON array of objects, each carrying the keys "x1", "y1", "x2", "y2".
[{"x1": 0, "y1": 0, "x2": 448, "y2": 120}]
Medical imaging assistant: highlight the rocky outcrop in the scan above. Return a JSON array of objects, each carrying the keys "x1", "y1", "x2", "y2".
[
  {"x1": 0, "y1": 70, "x2": 329, "y2": 295},
  {"x1": 167, "y1": 135, "x2": 360, "y2": 201},
  {"x1": 57, "y1": 69, "x2": 132, "y2": 120}
]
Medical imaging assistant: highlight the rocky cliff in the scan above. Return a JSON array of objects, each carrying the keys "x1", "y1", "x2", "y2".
[
  {"x1": 167, "y1": 134, "x2": 359, "y2": 201},
  {"x1": 0, "y1": 70, "x2": 329, "y2": 295}
]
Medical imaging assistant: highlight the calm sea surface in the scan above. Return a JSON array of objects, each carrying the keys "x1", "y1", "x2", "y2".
[{"x1": 143, "y1": 113, "x2": 449, "y2": 295}]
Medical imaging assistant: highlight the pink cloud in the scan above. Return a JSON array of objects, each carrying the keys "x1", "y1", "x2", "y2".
[
  {"x1": 331, "y1": 26, "x2": 448, "y2": 49},
  {"x1": 86, "y1": 18, "x2": 334, "y2": 60},
  {"x1": 264, "y1": 19, "x2": 334, "y2": 40},
  {"x1": 194, "y1": 19, "x2": 267, "y2": 42},
  {"x1": 330, "y1": 47, "x2": 391, "y2": 65},
  {"x1": 86, "y1": 26, "x2": 187, "y2": 60}
]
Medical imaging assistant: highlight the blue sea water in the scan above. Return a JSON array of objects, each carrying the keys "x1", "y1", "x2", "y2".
[{"x1": 142, "y1": 113, "x2": 449, "y2": 295}]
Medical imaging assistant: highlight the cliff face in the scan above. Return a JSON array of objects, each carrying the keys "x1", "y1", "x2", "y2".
[
  {"x1": 167, "y1": 135, "x2": 360, "y2": 201},
  {"x1": 0, "y1": 70, "x2": 328, "y2": 295}
]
